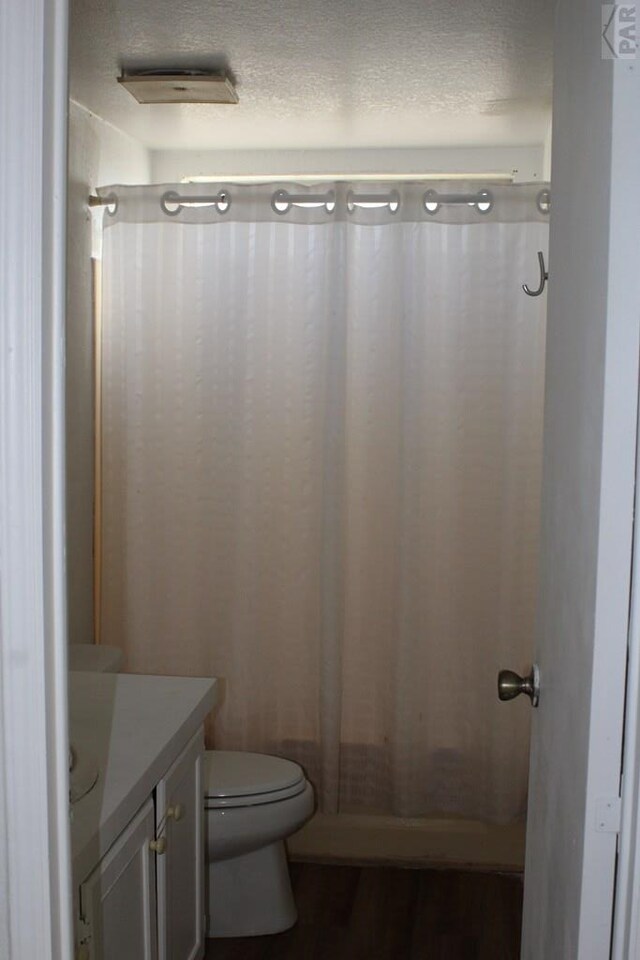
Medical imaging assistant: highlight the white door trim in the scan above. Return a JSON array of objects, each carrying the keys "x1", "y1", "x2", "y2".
[
  {"x1": 613, "y1": 385, "x2": 640, "y2": 956},
  {"x1": 607, "y1": 53, "x2": 640, "y2": 960},
  {"x1": 0, "y1": 0, "x2": 72, "y2": 958}
]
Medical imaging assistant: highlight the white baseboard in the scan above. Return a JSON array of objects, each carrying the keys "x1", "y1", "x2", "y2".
[{"x1": 288, "y1": 812, "x2": 525, "y2": 873}]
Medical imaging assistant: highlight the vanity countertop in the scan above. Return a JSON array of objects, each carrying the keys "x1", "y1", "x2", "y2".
[{"x1": 69, "y1": 671, "x2": 217, "y2": 883}]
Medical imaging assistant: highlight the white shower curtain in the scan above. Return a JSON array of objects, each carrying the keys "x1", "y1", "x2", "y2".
[{"x1": 99, "y1": 182, "x2": 548, "y2": 822}]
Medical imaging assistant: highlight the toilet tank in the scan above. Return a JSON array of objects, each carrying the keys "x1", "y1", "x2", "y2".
[{"x1": 68, "y1": 643, "x2": 123, "y2": 673}]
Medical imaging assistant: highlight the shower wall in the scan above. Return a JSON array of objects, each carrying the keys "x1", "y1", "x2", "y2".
[
  {"x1": 66, "y1": 101, "x2": 150, "y2": 647},
  {"x1": 149, "y1": 145, "x2": 546, "y2": 183}
]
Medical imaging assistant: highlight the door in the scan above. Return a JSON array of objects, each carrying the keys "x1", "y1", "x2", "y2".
[
  {"x1": 78, "y1": 799, "x2": 158, "y2": 960},
  {"x1": 156, "y1": 731, "x2": 205, "y2": 960},
  {"x1": 515, "y1": 1, "x2": 640, "y2": 958}
]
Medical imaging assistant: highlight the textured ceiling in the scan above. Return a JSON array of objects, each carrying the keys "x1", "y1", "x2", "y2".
[{"x1": 69, "y1": 0, "x2": 554, "y2": 151}]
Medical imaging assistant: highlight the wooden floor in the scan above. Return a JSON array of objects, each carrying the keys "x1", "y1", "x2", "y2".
[{"x1": 205, "y1": 862, "x2": 523, "y2": 959}]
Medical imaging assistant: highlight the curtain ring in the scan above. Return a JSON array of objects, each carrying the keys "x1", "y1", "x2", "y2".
[{"x1": 160, "y1": 191, "x2": 183, "y2": 217}]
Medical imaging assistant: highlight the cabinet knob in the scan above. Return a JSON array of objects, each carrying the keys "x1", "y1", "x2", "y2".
[
  {"x1": 167, "y1": 803, "x2": 184, "y2": 822},
  {"x1": 150, "y1": 837, "x2": 166, "y2": 855}
]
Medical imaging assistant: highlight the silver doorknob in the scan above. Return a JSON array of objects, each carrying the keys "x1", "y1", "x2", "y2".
[{"x1": 498, "y1": 665, "x2": 540, "y2": 707}]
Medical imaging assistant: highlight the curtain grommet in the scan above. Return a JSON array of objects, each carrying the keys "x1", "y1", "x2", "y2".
[
  {"x1": 271, "y1": 189, "x2": 291, "y2": 215},
  {"x1": 215, "y1": 191, "x2": 231, "y2": 215},
  {"x1": 103, "y1": 192, "x2": 118, "y2": 217},
  {"x1": 160, "y1": 191, "x2": 183, "y2": 217},
  {"x1": 536, "y1": 189, "x2": 551, "y2": 215},
  {"x1": 475, "y1": 189, "x2": 493, "y2": 215},
  {"x1": 423, "y1": 189, "x2": 440, "y2": 216}
]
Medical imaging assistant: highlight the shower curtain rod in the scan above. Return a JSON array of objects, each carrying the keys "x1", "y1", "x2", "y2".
[{"x1": 88, "y1": 188, "x2": 499, "y2": 207}]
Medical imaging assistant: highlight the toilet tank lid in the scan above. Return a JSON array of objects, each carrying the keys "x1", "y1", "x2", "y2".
[{"x1": 204, "y1": 750, "x2": 304, "y2": 799}]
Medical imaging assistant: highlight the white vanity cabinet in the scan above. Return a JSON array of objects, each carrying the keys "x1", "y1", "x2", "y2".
[
  {"x1": 70, "y1": 674, "x2": 217, "y2": 960},
  {"x1": 78, "y1": 799, "x2": 158, "y2": 960},
  {"x1": 156, "y1": 731, "x2": 205, "y2": 960},
  {"x1": 75, "y1": 729, "x2": 206, "y2": 960}
]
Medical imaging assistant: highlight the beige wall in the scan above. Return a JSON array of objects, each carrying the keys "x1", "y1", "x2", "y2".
[{"x1": 66, "y1": 101, "x2": 150, "y2": 646}]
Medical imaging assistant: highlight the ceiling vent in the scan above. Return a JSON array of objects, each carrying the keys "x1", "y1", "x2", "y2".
[{"x1": 118, "y1": 70, "x2": 238, "y2": 105}]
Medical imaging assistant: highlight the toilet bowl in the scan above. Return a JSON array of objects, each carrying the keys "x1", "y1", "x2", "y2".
[{"x1": 204, "y1": 750, "x2": 315, "y2": 938}]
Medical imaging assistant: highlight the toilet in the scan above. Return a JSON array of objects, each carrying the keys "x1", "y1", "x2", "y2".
[
  {"x1": 203, "y1": 750, "x2": 315, "y2": 938},
  {"x1": 71, "y1": 644, "x2": 314, "y2": 938}
]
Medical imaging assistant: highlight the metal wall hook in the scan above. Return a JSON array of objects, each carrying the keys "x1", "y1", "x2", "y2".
[{"x1": 522, "y1": 251, "x2": 548, "y2": 297}]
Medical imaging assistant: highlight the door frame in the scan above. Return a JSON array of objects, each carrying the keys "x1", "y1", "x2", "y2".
[
  {"x1": 613, "y1": 384, "x2": 640, "y2": 956},
  {"x1": 1, "y1": 0, "x2": 640, "y2": 956},
  {"x1": 608, "y1": 42, "x2": 640, "y2": 960},
  {"x1": 0, "y1": 0, "x2": 72, "y2": 958},
  {"x1": 613, "y1": 325, "x2": 640, "y2": 953}
]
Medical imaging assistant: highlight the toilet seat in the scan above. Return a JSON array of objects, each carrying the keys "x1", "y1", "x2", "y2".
[{"x1": 204, "y1": 750, "x2": 306, "y2": 809}]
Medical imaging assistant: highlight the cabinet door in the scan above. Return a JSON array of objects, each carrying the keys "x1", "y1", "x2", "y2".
[
  {"x1": 156, "y1": 730, "x2": 204, "y2": 960},
  {"x1": 79, "y1": 799, "x2": 158, "y2": 960}
]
